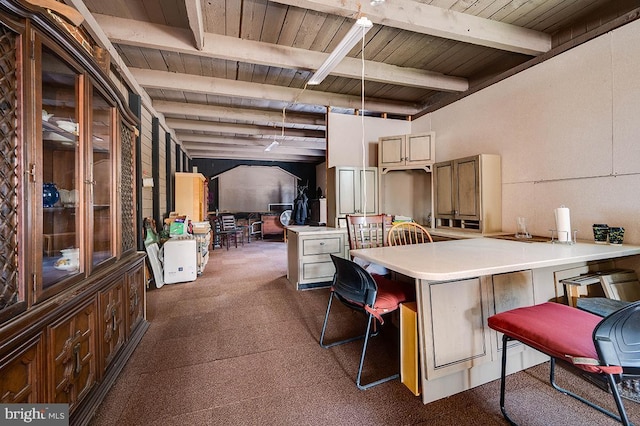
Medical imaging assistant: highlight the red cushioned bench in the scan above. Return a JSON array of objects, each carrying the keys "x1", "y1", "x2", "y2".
[{"x1": 488, "y1": 301, "x2": 640, "y2": 426}]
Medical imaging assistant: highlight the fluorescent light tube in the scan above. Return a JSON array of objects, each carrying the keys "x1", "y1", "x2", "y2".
[
  {"x1": 264, "y1": 141, "x2": 279, "y2": 152},
  {"x1": 308, "y1": 17, "x2": 373, "y2": 85}
]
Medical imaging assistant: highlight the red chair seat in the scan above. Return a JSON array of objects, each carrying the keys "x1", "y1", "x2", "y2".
[
  {"x1": 488, "y1": 302, "x2": 622, "y2": 374},
  {"x1": 371, "y1": 275, "x2": 415, "y2": 315}
]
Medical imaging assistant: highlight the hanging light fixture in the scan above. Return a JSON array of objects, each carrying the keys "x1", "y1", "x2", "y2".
[{"x1": 308, "y1": 17, "x2": 373, "y2": 85}]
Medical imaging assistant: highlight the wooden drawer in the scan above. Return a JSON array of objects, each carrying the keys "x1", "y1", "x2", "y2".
[
  {"x1": 302, "y1": 236, "x2": 342, "y2": 257},
  {"x1": 302, "y1": 259, "x2": 336, "y2": 281}
]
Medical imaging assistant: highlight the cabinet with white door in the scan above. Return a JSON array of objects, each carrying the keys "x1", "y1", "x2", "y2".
[
  {"x1": 379, "y1": 132, "x2": 435, "y2": 172},
  {"x1": 326, "y1": 166, "x2": 378, "y2": 227}
]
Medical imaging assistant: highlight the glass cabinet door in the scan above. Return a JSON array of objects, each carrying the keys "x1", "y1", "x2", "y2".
[
  {"x1": 40, "y1": 46, "x2": 82, "y2": 292},
  {"x1": 90, "y1": 86, "x2": 115, "y2": 266}
]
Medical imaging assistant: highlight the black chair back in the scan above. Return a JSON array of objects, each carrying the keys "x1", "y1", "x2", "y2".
[
  {"x1": 594, "y1": 300, "x2": 640, "y2": 372},
  {"x1": 330, "y1": 254, "x2": 378, "y2": 309}
]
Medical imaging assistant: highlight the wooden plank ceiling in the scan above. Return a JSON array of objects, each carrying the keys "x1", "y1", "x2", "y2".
[{"x1": 69, "y1": 0, "x2": 640, "y2": 163}]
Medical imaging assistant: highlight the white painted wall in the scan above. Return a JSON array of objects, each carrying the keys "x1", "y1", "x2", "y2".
[
  {"x1": 413, "y1": 19, "x2": 640, "y2": 244},
  {"x1": 217, "y1": 165, "x2": 298, "y2": 212},
  {"x1": 327, "y1": 112, "x2": 411, "y2": 168}
]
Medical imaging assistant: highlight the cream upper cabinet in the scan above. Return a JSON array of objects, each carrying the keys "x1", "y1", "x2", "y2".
[
  {"x1": 326, "y1": 166, "x2": 378, "y2": 227},
  {"x1": 433, "y1": 154, "x2": 501, "y2": 233},
  {"x1": 379, "y1": 132, "x2": 435, "y2": 172}
]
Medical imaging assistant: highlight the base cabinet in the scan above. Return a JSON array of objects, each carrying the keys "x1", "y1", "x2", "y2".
[
  {"x1": 48, "y1": 301, "x2": 97, "y2": 411},
  {"x1": 0, "y1": 336, "x2": 44, "y2": 404},
  {"x1": 99, "y1": 279, "x2": 126, "y2": 375},
  {"x1": 0, "y1": 255, "x2": 147, "y2": 425},
  {"x1": 287, "y1": 228, "x2": 347, "y2": 290}
]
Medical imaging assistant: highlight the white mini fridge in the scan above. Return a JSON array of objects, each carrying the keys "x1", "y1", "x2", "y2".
[{"x1": 163, "y1": 236, "x2": 197, "y2": 284}]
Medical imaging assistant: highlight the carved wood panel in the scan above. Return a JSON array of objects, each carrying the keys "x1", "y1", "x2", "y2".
[
  {"x1": 99, "y1": 278, "x2": 125, "y2": 375},
  {"x1": 0, "y1": 336, "x2": 43, "y2": 404},
  {"x1": 126, "y1": 262, "x2": 145, "y2": 338},
  {"x1": 48, "y1": 300, "x2": 96, "y2": 412}
]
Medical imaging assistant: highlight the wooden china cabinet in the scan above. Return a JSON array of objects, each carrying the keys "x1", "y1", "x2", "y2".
[{"x1": 0, "y1": 1, "x2": 147, "y2": 425}]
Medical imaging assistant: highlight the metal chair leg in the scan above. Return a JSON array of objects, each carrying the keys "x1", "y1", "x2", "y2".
[
  {"x1": 501, "y1": 333, "x2": 632, "y2": 426},
  {"x1": 320, "y1": 292, "x2": 367, "y2": 349},
  {"x1": 356, "y1": 313, "x2": 399, "y2": 390},
  {"x1": 549, "y1": 358, "x2": 629, "y2": 424},
  {"x1": 499, "y1": 334, "x2": 518, "y2": 425},
  {"x1": 320, "y1": 293, "x2": 399, "y2": 390}
]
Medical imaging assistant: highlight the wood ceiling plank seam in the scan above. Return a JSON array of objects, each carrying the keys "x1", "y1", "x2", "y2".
[
  {"x1": 487, "y1": 0, "x2": 545, "y2": 24},
  {"x1": 384, "y1": 32, "x2": 435, "y2": 67},
  {"x1": 277, "y1": 5, "x2": 307, "y2": 46},
  {"x1": 118, "y1": 45, "x2": 152, "y2": 69},
  {"x1": 237, "y1": 62, "x2": 255, "y2": 82},
  {"x1": 241, "y1": 0, "x2": 268, "y2": 41},
  {"x1": 160, "y1": 50, "x2": 186, "y2": 73},
  {"x1": 160, "y1": 0, "x2": 189, "y2": 28},
  {"x1": 201, "y1": 0, "x2": 224, "y2": 34},
  {"x1": 364, "y1": 27, "x2": 408, "y2": 63},
  {"x1": 139, "y1": 0, "x2": 168, "y2": 25},
  {"x1": 251, "y1": 64, "x2": 271, "y2": 84},
  {"x1": 261, "y1": 1, "x2": 288, "y2": 43},
  {"x1": 510, "y1": 0, "x2": 572, "y2": 30},
  {"x1": 139, "y1": 48, "x2": 169, "y2": 71},
  {"x1": 181, "y1": 52, "x2": 204, "y2": 76},
  {"x1": 294, "y1": 9, "x2": 326, "y2": 49},
  {"x1": 308, "y1": 15, "x2": 347, "y2": 51},
  {"x1": 225, "y1": 0, "x2": 242, "y2": 37},
  {"x1": 534, "y1": 1, "x2": 601, "y2": 35},
  {"x1": 481, "y1": 0, "x2": 525, "y2": 21}
]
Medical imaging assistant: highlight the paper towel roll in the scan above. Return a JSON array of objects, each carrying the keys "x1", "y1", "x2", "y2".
[{"x1": 554, "y1": 206, "x2": 571, "y2": 242}]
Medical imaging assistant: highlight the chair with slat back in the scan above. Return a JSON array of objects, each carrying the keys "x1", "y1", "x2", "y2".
[
  {"x1": 346, "y1": 214, "x2": 388, "y2": 251},
  {"x1": 218, "y1": 215, "x2": 244, "y2": 249},
  {"x1": 387, "y1": 221, "x2": 433, "y2": 246}
]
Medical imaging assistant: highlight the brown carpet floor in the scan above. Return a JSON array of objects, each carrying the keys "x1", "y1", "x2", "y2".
[{"x1": 89, "y1": 239, "x2": 639, "y2": 426}]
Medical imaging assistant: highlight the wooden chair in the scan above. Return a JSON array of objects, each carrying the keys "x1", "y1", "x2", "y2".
[
  {"x1": 387, "y1": 221, "x2": 433, "y2": 246},
  {"x1": 218, "y1": 215, "x2": 244, "y2": 249},
  {"x1": 346, "y1": 214, "x2": 388, "y2": 251}
]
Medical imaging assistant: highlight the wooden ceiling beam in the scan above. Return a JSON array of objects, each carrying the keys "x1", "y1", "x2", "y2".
[
  {"x1": 184, "y1": 149, "x2": 323, "y2": 162},
  {"x1": 271, "y1": 0, "x2": 551, "y2": 55},
  {"x1": 182, "y1": 143, "x2": 325, "y2": 156},
  {"x1": 184, "y1": 0, "x2": 205, "y2": 50},
  {"x1": 95, "y1": 14, "x2": 468, "y2": 92},
  {"x1": 166, "y1": 118, "x2": 325, "y2": 138},
  {"x1": 176, "y1": 133, "x2": 325, "y2": 149},
  {"x1": 154, "y1": 100, "x2": 326, "y2": 129},
  {"x1": 130, "y1": 68, "x2": 420, "y2": 115}
]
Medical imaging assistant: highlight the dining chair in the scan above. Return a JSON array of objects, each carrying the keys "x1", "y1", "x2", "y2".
[
  {"x1": 219, "y1": 215, "x2": 244, "y2": 249},
  {"x1": 346, "y1": 214, "x2": 388, "y2": 250},
  {"x1": 320, "y1": 254, "x2": 415, "y2": 390},
  {"x1": 387, "y1": 221, "x2": 433, "y2": 246}
]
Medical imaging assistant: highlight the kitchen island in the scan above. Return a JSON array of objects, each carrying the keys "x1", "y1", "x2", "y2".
[
  {"x1": 351, "y1": 238, "x2": 640, "y2": 404},
  {"x1": 286, "y1": 226, "x2": 348, "y2": 290}
]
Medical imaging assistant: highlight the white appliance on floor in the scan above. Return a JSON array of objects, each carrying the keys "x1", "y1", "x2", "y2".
[{"x1": 162, "y1": 236, "x2": 197, "y2": 284}]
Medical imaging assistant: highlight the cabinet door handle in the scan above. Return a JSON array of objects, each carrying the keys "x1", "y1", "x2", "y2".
[
  {"x1": 111, "y1": 307, "x2": 118, "y2": 331},
  {"x1": 73, "y1": 342, "x2": 82, "y2": 377}
]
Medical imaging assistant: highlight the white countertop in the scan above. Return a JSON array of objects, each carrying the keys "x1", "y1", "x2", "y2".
[
  {"x1": 350, "y1": 238, "x2": 640, "y2": 281},
  {"x1": 286, "y1": 225, "x2": 346, "y2": 235}
]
